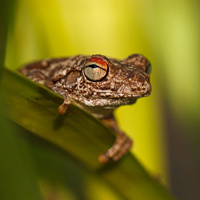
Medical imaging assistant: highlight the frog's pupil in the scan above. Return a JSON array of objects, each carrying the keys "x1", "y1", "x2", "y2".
[{"x1": 88, "y1": 64, "x2": 98, "y2": 69}]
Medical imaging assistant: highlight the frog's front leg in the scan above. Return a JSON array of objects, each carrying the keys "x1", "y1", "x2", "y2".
[
  {"x1": 46, "y1": 86, "x2": 71, "y2": 115},
  {"x1": 99, "y1": 116, "x2": 133, "y2": 164}
]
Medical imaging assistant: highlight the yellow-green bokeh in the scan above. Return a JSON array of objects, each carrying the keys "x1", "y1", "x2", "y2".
[{"x1": 5, "y1": 0, "x2": 200, "y2": 189}]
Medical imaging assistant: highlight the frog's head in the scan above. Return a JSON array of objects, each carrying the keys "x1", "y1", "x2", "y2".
[{"x1": 74, "y1": 54, "x2": 151, "y2": 106}]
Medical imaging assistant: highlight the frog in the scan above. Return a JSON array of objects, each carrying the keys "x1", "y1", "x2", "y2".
[{"x1": 19, "y1": 54, "x2": 152, "y2": 164}]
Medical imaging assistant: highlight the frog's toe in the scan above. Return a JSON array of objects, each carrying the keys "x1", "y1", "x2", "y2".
[
  {"x1": 98, "y1": 153, "x2": 112, "y2": 165},
  {"x1": 57, "y1": 97, "x2": 71, "y2": 115}
]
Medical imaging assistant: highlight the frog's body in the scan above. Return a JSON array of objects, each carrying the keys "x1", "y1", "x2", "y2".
[{"x1": 19, "y1": 54, "x2": 152, "y2": 164}]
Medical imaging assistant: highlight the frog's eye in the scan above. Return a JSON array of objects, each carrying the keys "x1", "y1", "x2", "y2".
[{"x1": 84, "y1": 58, "x2": 108, "y2": 81}]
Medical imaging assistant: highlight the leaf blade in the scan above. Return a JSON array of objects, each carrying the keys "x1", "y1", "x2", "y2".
[{"x1": 1, "y1": 68, "x2": 176, "y2": 200}]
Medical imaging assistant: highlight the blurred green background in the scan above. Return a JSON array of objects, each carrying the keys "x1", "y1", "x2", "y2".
[{"x1": 1, "y1": 0, "x2": 200, "y2": 199}]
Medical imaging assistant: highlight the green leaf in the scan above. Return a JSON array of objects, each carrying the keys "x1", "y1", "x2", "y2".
[
  {"x1": 0, "y1": 105, "x2": 44, "y2": 200},
  {"x1": 1, "y1": 68, "x2": 176, "y2": 200}
]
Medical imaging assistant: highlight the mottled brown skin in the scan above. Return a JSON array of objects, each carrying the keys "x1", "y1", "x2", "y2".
[{"x1": 19, "y1": 54, "x2": 152, "y2": 164}]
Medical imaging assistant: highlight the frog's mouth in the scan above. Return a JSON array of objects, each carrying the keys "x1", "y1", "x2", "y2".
[
  {"x1": 94, "y1": 88, "x2": 152, "y2": 100},
  {"x1": 90, "y1": 80, "x2": 152, "y2": 99}
]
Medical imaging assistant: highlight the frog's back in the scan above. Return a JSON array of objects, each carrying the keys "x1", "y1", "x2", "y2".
[{"x1": 19, "y1": 55, "x2": 87, "y2": 80}]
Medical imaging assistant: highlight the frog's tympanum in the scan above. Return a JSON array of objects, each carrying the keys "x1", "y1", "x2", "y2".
[{"x1": 19, "y1": 54, "x2": 152, "y2": 164}]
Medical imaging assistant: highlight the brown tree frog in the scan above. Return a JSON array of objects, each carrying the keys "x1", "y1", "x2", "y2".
[{"x1": 19, "y1": 54, "x2": 152, "y2": 164}]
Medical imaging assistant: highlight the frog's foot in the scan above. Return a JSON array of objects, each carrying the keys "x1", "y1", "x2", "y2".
[
  {"x1": 98, "y1": 131, "x2": 132, "y2": 164},
  {"x1": 58, "y1": 97, "x2": 71, "y2": 115}
]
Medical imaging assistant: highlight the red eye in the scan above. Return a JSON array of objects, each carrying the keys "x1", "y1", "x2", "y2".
[{"x1": 84, "y1": 57, "x2": 108, "y2": 81}]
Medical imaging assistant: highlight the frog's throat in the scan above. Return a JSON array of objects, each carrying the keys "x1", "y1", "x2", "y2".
[
  {"x1": 71, "y1": 100, "x2": 116, "y2": 119},
  {"x1": 72, "y1": 97, "x2": 137, "y2": 108}
]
